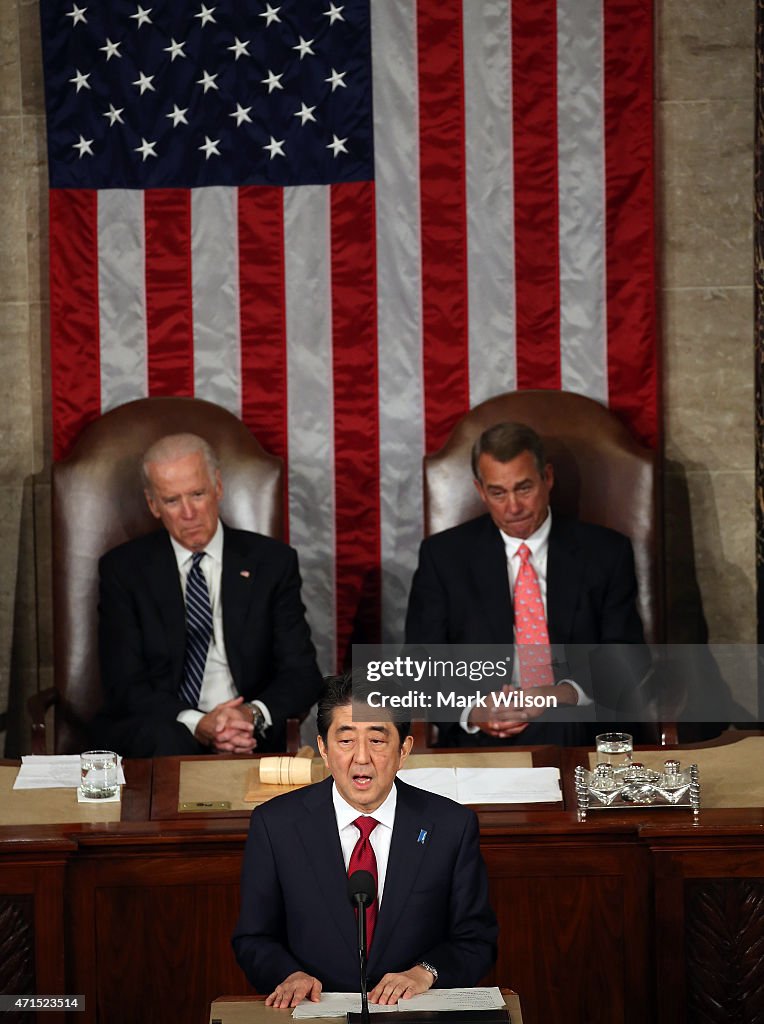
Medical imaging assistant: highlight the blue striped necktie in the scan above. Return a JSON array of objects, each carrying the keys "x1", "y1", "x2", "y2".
[{"x1": 179, "y1": 551, "x2": 213, "y2": 708}]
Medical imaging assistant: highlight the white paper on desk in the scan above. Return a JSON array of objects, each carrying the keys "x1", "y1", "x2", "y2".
[
  {"x1": 397, "y1": 767, "x2": 458, "y2": 801},
  {"x1": 292, "y1": 993, "x2": 398, "y2": 1017},
  {"x1": 455, "y1": 767, "x2": 561, "y2": 804},
  {"x1": 401, "y1": 986, "x2": 505, "y2": 1011},
  {"x1": 13, "y1": 755, "x2": 126, "y2": 790}
]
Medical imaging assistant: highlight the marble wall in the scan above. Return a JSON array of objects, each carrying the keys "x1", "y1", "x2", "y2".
[
  {"x1": 658, "y1": 2, "x2": 755, "y2": 645},
  {"x1": 0, "y1": 1, "x2": 756, "y2": 753},
  {"x1": 1, "y1": 0, "x2": 52, "y2": 756}
]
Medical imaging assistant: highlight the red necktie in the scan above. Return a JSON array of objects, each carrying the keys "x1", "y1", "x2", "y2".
[
  {"x1": 348, "y1": 816, "x2": 379, "y2": 949},
  {"x1": 514, "y1": 543, "x2": 555, "y2": 687}
]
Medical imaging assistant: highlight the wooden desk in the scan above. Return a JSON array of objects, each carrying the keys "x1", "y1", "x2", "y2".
[
  {"x1": 2, "y1": 743, "x2": 764, "y2": 1024},
  {"x1": 0, "y1": 759, "x2": 152, "y2": 1024},
  {"x1": 150, "y1": 747, "x2": 565, "y2": 821},
  {"x1": 209, "y1": 991, "x2": 524, "y2": 1024}
]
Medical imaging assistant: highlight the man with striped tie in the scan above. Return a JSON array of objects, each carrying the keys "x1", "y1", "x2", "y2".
[
  {"x1": 95, "y1": 434, "x2": 322, "y2": 757},
  {"x1": 405, "y1": 422, "x2": 648, "y2": 747}
]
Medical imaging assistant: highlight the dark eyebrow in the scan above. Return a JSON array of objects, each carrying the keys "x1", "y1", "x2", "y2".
[{"x1": 335, "y1": 723, "x2": 391, "y2": 735}]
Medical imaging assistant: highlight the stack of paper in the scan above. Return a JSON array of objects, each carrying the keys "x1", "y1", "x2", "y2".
[
  {"x1": 397, "y1": 766, "x2": 561, "y2": 804},
  {"x1": 292, "y1": 987, "x2": 506, "y2": 1017}
]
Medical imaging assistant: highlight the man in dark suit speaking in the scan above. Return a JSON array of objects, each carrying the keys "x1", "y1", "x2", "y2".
[
  {"x1": 405, "y1": 421, "x2": 647, "y2": 746},
  {"x1": 232, "y1": 674, "x2": 497, "y2": 1007},
  {"x1": 96, "y1": 433, "x2": 322, "y2": 757}
]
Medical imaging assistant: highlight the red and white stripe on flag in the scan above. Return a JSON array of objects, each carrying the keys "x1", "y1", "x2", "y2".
[{"x1": 48, "y1": 0, "x2": 656, "y2": 674}]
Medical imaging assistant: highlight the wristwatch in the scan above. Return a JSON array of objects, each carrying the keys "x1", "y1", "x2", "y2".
[
  {"x1": 246, "y1": 701, "x2": 269, "y2": 741},
  {"x1": 417, "y1": 961, "x2": 438, "y2": 984}
]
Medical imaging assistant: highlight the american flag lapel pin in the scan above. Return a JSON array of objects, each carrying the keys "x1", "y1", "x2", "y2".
[
  {"x1": 417, "y1": 829, "x2": 428, "y2": 845},
  {"x1": 240, "y1": 570, "x2": 251, "y2": 579}
]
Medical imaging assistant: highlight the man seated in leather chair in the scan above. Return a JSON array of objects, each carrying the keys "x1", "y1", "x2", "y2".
[
  {"x1": 405, "y1": 421, "x2": 650, "y2": 746},
  {"x1": 94, "y1": 433, "x2": 323, "y2": 757}
]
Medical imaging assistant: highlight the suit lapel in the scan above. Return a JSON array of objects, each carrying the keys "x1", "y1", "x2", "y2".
[
  {"x1": 470, "y1": 516, "x2": 515, "y2": 640},
  {"x1": 145, "y1": 532, "x2": 186, "y2": 685},
  {"x1": 368, "y1": 782, "x2": 433, "y2": 975},
  {"x1": 546, "y1": 517, "x2": 584, "y2": 643},
  {"x1": 295, "y1": 780, "x2": 359, "y2": 960},
  {"x1": 220, "y1": 525, "x2": 259, "y2": 686}
]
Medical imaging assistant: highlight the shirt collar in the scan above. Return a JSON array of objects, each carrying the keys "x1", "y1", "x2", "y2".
[
  {"x1": 331, "y1": 778, "x2": 398, "y2": 832},
  {"x1": 499, "y1": 508, "x2": 552, "y2": 560},
  {"x1": 169, "y1": 518, "x2": 224, "y2": 571}
]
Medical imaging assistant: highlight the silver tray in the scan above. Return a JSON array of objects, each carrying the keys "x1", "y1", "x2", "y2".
[{"x1": 574, "y1": 759, "x2": 700, "y2": 821}]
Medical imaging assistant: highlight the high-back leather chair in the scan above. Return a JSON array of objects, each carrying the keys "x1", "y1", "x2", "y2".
[
  {"x1": 31, "y1": 397, "x2": 283, "y2": 754},
  {"x1": 424, "y1": 390, "x2": 662, "y2": 643}
]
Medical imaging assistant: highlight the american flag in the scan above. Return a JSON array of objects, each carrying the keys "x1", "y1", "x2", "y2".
[{"x1": 41, "y1": 0, "x2": 657, "y2": 674}]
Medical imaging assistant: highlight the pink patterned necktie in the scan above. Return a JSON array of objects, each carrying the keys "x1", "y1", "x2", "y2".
[
  {"x1": 513, "y1": 543, "x2": 555, "y2": 687},
  {"x1": 348, "y1": 816, "x2": 379, "y2": 949}
]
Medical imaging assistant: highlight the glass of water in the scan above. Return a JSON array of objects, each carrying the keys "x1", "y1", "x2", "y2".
[
  {"x1": 595, "y1": 732, "x2": 633, "y2": 768},
  {"x1": 80, "y1": 750, "x2": 119, "y2": 799}
]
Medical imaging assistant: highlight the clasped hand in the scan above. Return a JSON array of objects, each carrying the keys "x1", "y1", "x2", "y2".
[
  {"x1": 468, "y1": 682, "x2": 578, "y2": 739},
  {"x1": 194, "y1": 696, "x2": 257, "y2": 753}
]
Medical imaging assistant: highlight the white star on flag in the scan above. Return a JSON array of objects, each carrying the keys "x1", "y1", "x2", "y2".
[
  {"x1": 228, "y1": 37, "x2": 250, "y2": 60},
  {"x1": 166, "y1": 104, "x2": 189, "y2": 126},
  {"x1": 327, "y1": 134, "x2": 348, "y2": 157},
  {"x1": 103, "y1": 105, "x2": 124, "y2": 126},
  {"x1": 292, "y1": 37, "x2": 315, "y2": 60},
  {"x1": 99, "y1": 39, "x2": 121, "y2": 60},
  {"x1": 196, "y1": 70, "x2": 219, "y2": 93},
  {"x1": 294, "y1": 102, "x2": 316, "y2": 126},
  {"x1": 69, "y1": 69, "x2": 90, "y2": 92},
  {"x1": 130, "y1": 5, "x2": 152, "y2": 27},
  {"x1": 134, "y1": 138, "x2": 157, "y2": 161},
  {"x1": 259, "y1": 4, "x2": 281, "y2": 25},
  {"x1": 325, "y1": 68, "x2": 347, "y2": 91},
  {"x1": 66, "y1": 4, "x2": 87, "y2": 25},
  {"x1": 261, "y1": 70, "x2": 284, "y2": 93},
  {"x1": 133, "y1": 71, "x2": 155, "y2": 95},
  {"x1": 230, "y1": 104, "x2": 253, "y2": 126},
  {"x1": 323, "y1": 3, "x2": 344, "y2": 24},
  {"x1": 73, "y1": 135, "x2": 93, "y2": 157},
  {"x1": 199, "y1": 136, "x2": 221, "y2": 159},
  {"x1": 164, "y1": 39, "x2": 187, "y2": 61},
  {"x1": 195, "y1": 4, "x2": 216, "y2": 26},
  {"x1": 263, "y1": 136, "x2": 285, "y2": 159}
]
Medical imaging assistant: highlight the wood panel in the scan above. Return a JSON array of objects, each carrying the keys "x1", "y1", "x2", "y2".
[
  {"x1": 652, "y1": 839, "x2": 764, "y2": 1024},
  {"x1": 0, "y1": 859, "x2": 68, "y2": 1024},
  {"x1": 68, "y1": 844, "x2": 252, "y2": 1024},
  {"x1": 485, "y1": 840, "x2": 651, "y2": 1024}
]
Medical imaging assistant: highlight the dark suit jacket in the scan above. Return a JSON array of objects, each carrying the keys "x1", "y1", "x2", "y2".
[
  {"x1": 405, "y1": 514, "x2": 647, "y2": 745},
  {"x1": 97, "y1": 524, "x2": 322, "y2": 750},
  {"x1": 232, "y1": 777, "x2": 498, "y2": 992}
]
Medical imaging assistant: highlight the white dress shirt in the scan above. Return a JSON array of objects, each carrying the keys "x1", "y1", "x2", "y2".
[
  {"x1": 172, "y1": 522, "x2": 271, "y2": 736},
  {"x1": 331, "y1": 782, "x2": 397, "y2": 905},
  {"x1": 461, "y1": 510, "x2": 588, "y2": 733}
]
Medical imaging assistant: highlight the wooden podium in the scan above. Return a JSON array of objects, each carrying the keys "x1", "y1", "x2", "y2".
[{"x1": 209, "y1": 992, "x2": 524, "y2": 1024}]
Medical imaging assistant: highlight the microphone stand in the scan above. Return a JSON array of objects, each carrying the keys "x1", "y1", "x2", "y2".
[{"x1": 355, "y1": 895, "x2": 370, "y2": 1024}]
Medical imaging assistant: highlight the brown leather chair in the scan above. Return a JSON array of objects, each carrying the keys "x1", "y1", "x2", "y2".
[
  {"x1": 30, "y1": 396, "x2": 285, "y2": 754},
  {"x1": 423, "y1": 389, "x2": 670, "y2": 742}
]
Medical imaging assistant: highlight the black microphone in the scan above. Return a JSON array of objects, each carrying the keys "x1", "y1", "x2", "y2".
[
  {"x1": 348, "y1": 869, "x2": 377, "y2": 912},
  {"x1": 347, "y1": 870, "x2": 376, "y2": 1024}
]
